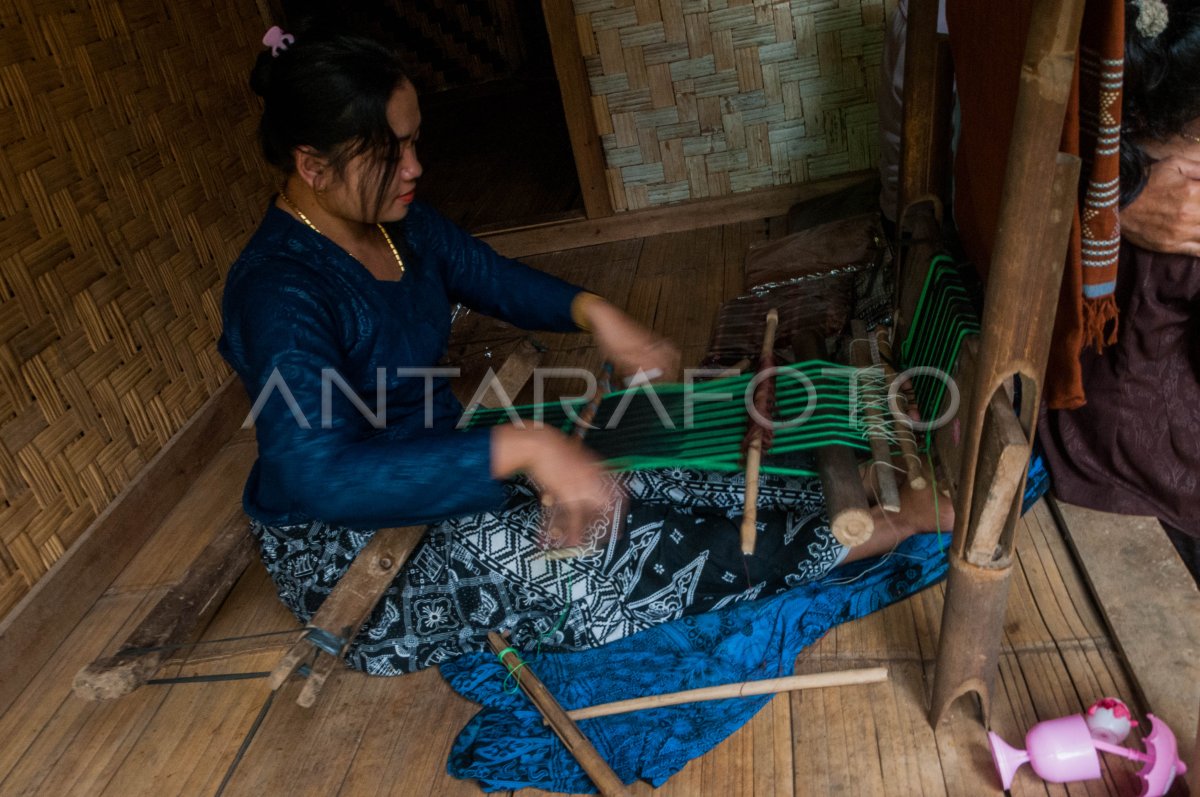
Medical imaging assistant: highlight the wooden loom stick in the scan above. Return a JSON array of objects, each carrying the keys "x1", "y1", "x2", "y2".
[
  {"x1": 849, "y1": 320, "x2": 901, "y2": 513},
  {"x1": 565, "y1": 667, "x2": 888, "y2": 721},
  {"x1": 487, "y1": 632, "x2": 631, "y2": 797},
  {"x1": 793, "y1": 332, "x2": 874, "y2": 547},
  {"x1": 73, "y1": 510, "x2": 255, "y2": 700},
  {"x1": 269, "y1": 525, "x2": 425, "y2": 701},
  {"x1": 873, "y1": 327, "x2": 926, "y2": 490},
  {"x1": 740, "y1": 308, "x2": 780, "y2": 555}
]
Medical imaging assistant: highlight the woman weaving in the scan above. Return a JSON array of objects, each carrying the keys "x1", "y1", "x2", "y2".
[{"x1": 219, "y1": 26, "x2": 949, "y2": 674}]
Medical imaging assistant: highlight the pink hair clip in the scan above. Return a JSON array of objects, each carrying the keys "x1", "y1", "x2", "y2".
[{"x1": 262, "y1": 26, "x2": 295, "y2": 57}]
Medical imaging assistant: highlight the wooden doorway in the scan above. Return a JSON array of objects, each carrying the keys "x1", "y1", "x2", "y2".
[{"x1": 262, "y1": 0, "x2": 612, "y2": 230}]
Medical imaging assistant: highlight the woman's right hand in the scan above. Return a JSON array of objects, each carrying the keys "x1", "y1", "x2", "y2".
[
  {"x1": 1121, "y1": 152, "x2": 1200, "y2": 256},
  {"x1": 490, "y1": 425, "x2": 620, "y2": 548}
]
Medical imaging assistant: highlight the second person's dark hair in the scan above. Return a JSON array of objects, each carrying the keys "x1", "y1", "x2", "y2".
[
  {"x1": 1121, "y1": 0, "x2": 1200, "y2": 205},
  {"x1": 250, "y1": 30, "x2": 411, "y2": 220}
]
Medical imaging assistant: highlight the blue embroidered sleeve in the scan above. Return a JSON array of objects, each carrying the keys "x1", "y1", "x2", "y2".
[
  {"x1": 406, "y1": 203, "x2": 585, "y2": 331},
  {"x1": 221, "y1": 261, "x2": 507, "y2": 529}
]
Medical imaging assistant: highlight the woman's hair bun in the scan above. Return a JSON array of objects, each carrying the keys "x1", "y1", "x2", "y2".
[{"x1": 249, "y1": 50, "x2": 276, "y2": 98}]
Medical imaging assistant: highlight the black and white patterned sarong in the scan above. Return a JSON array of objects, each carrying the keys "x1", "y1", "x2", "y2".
[{"x1": 251, "y1": 468, "x2": 847, "y2": 675}]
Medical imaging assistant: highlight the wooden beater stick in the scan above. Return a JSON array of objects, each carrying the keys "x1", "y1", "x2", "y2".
[
  {"x1": 740, "y1": 308, "x2": 780, "y2": 554},
  {"x1": 849, "y1": 320, "x2": 901, "y2": 513},
  {"x1": 874, "y1": 327, "x2": 927, "y2": 490},
  {"x1": 487, "y1": 632, "x2": 631, "y2": 797},
  {"x1": 565, "y1": 667, "x2": 888, "y2": 721}
]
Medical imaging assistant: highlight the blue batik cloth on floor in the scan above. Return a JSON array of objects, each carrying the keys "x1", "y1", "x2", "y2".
[{"x1": 441, "y1": 533, "x2": 949, "y2": 793}]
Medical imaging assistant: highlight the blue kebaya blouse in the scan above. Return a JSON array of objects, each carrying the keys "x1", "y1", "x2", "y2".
[{"x1": 219, "y1": 200, "x2": 585, "y2": 529}]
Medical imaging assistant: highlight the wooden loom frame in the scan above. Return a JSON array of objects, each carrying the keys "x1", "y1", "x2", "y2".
[
  {"x1": 894, "y1": 0, "x2": 1086, "y2": 726},
  {"x1": 73, "y1": 0, "x2": 1086, "y2": 723},
  {"x1": 48, "y1": 0, "x2": 1200, "y2": 782}
]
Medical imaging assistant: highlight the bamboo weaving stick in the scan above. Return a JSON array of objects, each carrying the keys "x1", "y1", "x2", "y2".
[
  {"x1": 487, "y1": 632, "x2": 631, "y2": 797},
  {"x1": 740, "y1": 308, "x2": 780, "y2": 554},
  {"x1": 850, "y1": 320, "x2": 901, "y2": 513},
  {"x1": 565, "y1": 667, "x2": 889, "y2": 721},
  {"x1": 874, "y1": 327, "x2": 927, "y2": 490}
]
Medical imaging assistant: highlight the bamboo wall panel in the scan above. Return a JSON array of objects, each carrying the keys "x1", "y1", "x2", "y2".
[
  {"x1": 574, "y1": 0, "x2": 886, "y2": 210},
  {"x1": 0, "y1": 0, "x2": 272, "y2": 618}
]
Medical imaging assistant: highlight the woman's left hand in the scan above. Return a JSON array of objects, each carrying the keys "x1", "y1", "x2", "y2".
[{"x1": 580, "y1": 297, "x2": 681, "y2": 384}]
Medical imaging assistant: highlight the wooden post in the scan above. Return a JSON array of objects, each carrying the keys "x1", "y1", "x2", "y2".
[
  {"x1": 487, "y1": 632, "x2": 631, "y2": 797},
  {"x1": 929, "y1": 0, "x2": 1085, "y2": 726},
  {"x1": 541, "y1": 0, "x2": 614, "y2": 219}
]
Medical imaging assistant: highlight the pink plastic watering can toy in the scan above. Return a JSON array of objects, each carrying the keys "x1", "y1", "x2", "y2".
[{"x1": 988, "y1": 698, "x2": 1187, "y2": 796}]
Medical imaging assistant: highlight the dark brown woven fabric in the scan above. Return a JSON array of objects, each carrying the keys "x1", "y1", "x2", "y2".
[{"x1": 1039, "y1": 243, "x2": 1200, "y2": 536}]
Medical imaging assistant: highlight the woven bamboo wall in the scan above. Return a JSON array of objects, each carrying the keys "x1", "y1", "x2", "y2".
[
  {"x1": 574, "y1": 0, "x2": 887, "y2": 210},
  {"x1": 0, "y1": 0, "x2": 272, "y2": 618},
  {"x1": 383, "y1": 0, "x2": 529, "y2": 93}
]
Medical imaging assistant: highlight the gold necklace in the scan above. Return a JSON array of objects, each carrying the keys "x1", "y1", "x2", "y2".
[
  {"x1": 1182, "y1": 131, "x2": 1200, "y2": 145},
  {"x1": 278, "y1": 189, "x2": 405, "y2": 277}
]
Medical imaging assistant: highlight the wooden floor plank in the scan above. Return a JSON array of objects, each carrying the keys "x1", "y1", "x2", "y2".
[
  {"x1": 96, "y1": 677, "x2": 274, "y2": 797},
  {"x1": 106, "y1": 435, "x2": 256, "y2": 595},
  {"x1": 1051, "y1": 499, "x2": 1200, "y2": 757},
  {"x1": 8, "y1": 685, "x2": 169, "y2": 797},
  {"x1": 96, "y1": 568, "x2": 295, "y2": 797},
  {"x1": 0, "y1": 590, "x2": 162, "y2": 789}
]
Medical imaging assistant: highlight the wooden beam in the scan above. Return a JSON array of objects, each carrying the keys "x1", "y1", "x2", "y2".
[
  {"x1": 931, "y1": 0, "x2": 1086, "y2": 724},
  {"x1": 1050, "y1": 500, "x2": 1200, "y2": 759},
  {"x1": 962, "y1": 152, "x2": 1080, "y2": 565},
  {"x1": 268, "y1": 524, "x2": 427, "y2": 706},
  {"x1": 793, "y1": 333, "x2": 874, "y2": 547},
  {"x1": 541, "y1": 0, "x2": 613, "y2": 219},
  {"x1": 479, "y1": 172, "x2": 873, "y2": 259},
  {"x1": 0, "y1": 377, "x2": 247, "y2": 717},
  {"x1": 893, "y1": 200, "x2": 942, "y2": 347},
  {"x1": 72, "y1": 509, "x2": 255, "y2": 700}
]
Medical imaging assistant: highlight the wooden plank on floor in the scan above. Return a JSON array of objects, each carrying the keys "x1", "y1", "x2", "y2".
[
  {"x1": 94, "y1": 676, "x2": 273, "y2": 797},
  {"x1": 219, "y1": 666, "x2": 479, "y2": 797},
  {"x1": 96, "y1": 568, "x2": 299, "y2": 797},
  {"x1": 169, "y1": 564, "x2": 299, "y2": 679},
  {"x1": 1050, "y1": 498, "x2": 1200, "y2": 755}
]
